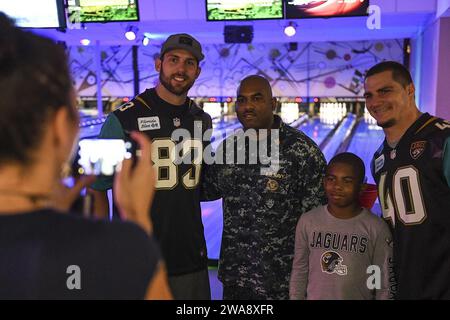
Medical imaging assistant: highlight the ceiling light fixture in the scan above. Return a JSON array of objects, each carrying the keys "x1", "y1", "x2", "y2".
[
  {"x1": 125, "y1": 26, "x2": 138, "y2": 41},
  {"x1": 284, "y1": 22, "x2": 297, "y2": 37},
  {"x1": 80, "y1": 38, "x2": 90, "y2": 46}
]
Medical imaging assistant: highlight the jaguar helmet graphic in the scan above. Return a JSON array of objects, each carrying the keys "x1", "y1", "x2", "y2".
[{"x1": 321, "y1": 251, "x2": 348, "y2": 275}]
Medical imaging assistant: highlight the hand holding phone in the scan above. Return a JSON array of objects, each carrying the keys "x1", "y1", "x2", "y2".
[
  {"x1": 76, "y1": 139, "x2": 131, "y2": 176},
  {"x1": 53, "y1": 175, "x2": 97, "y2": 213}
]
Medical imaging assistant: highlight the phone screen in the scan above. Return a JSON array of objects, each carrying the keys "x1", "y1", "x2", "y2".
[{"x1": 76, "y1": 139, "x2": 131, "y2": 176}]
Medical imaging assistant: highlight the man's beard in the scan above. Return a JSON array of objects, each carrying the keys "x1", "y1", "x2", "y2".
[
  {"x1": 378, "y1": 118, "x2": 396, "y2": 129},
  {"x1": 159, "y1": 66, "x2": 195, "y2": 97}
]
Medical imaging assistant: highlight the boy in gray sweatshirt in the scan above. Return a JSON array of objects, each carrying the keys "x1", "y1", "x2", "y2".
[{"x1": 289, "y1": 152, "x2": 395, "y2": 300}]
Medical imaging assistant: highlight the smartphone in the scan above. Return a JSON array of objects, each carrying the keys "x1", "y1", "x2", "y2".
[{"x1": 74, "y1": 139, "x2": 133, "y2": 176}]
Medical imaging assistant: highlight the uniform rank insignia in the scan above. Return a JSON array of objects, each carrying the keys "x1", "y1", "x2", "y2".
[
  {"x1": 266, "y1": 179, "x2": 279, "y2": 192},
  {"x1": 410, "y1": 141, "x2": 426, "y2": 160},
  {"x1": 173, "y1": 117, "x2": 181, "y2": 127},
  {"x1": 265, "y1": 199, "x2": 275, "y2": 209}
]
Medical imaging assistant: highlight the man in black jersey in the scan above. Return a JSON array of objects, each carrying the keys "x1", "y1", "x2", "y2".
[
  {"x1": 365, "y1": 61, "x2": 450, "y2": 299},
  {"x1": 91, "y1": 33, "x2": 212, "y2": 299},
  {"x1": 0, "y1": 13, "x2": 171, "y2": 299}
]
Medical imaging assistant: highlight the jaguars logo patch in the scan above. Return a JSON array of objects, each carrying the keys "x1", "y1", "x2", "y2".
[{"x1": 410, "y1": 141, "x2": 426, "y2": 160}]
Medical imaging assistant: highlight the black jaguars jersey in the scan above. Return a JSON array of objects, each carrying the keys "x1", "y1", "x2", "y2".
[
  {"x1": 371, "y1": 113, "x2": 450, "y2": 299},
  {"x1": 113, "y1": 88, "x2": 212, "y2": 276}
]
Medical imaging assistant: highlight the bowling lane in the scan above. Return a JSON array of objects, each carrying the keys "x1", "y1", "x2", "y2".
[
  {"x1": 213, "y1": 116, "x2": 239, "y2": 130},
  {"x1": 210, "y1": 119, "x2": 242, "y2": 151},
  {"x1": 78, "y1": 114, "x2": 107, "y2": 139},
  {"x1": 201, "y1": 199, "x2": 223, "y2": 261},
  {"x1": 321, "y1": 114, "x2": 357, "y2": 162},
  {"x1": 297, "y1": 118, "x2": 336, "y2": 147},
  {"x1": 346, "y1": 120, "x2": 385, "y2": 184}
]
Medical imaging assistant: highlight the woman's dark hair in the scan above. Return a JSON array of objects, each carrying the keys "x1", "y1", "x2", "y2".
[{"x1": 0, "y1": 13, "x2": 76, "y2": 165}]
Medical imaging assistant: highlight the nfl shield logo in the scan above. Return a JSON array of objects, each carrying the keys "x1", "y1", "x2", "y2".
[
  {"x1": 195, "y1": 121, "x2": 203, "y2": 130},
  {"x1": 173, "y1": 118, "x2": 181, "y2": 127},
  {"x1": 410, "y1": 141, "x2": 426, "y2": 160},
  {"x1": 390, "y1": 149, "x2": 396, "y2": 160}
]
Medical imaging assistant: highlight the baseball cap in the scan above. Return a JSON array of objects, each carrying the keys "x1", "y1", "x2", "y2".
[{"x1": 160, "y1": 33, "x2": 204, "y2": 62}]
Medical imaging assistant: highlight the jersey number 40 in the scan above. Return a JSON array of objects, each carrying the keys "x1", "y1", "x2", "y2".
[{"x1": 378, "y1": 165, "x2": 427, "y2": 227}]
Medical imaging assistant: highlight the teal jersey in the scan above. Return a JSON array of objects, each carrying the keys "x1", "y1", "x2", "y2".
[
  {"x1": 90, "y1": 113, "x2": 125, "y2": 190},
  {"x1": 443, "y1": 137, "x2": 450, "y2": 187}
]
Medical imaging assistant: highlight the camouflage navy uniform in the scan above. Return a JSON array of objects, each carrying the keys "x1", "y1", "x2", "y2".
[{"x1": 202, "y1": 115, "x2": 326, "y2": 299}]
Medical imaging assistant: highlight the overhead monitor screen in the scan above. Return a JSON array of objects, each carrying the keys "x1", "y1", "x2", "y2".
[
  {"x1": 68, "y1": 0, "x2": 139, "y2": 23},
  {"x1": 285, "y1": 0, "x2": 369, "y2": 19},
  {"x1": 0, "y1": 0, "x2": 65, "y2": 28},
  {"x1": 206, "y1": 0, "x2": 283, "y2": 21}
]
